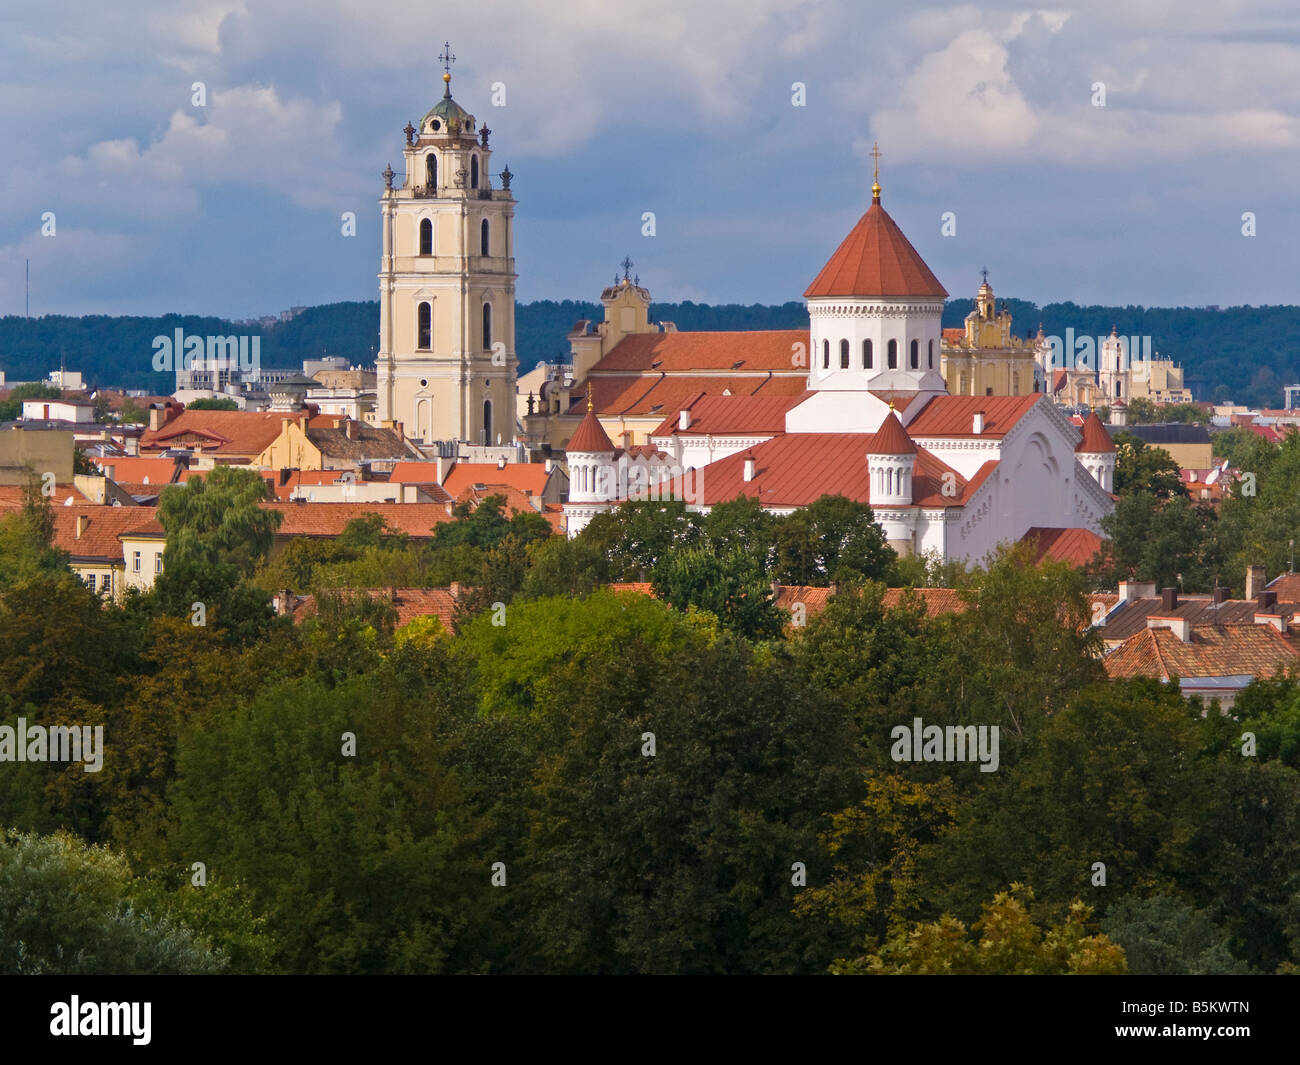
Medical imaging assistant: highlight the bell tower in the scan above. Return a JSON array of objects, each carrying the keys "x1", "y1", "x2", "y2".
[{"x1": 376, "y1": 44, "x2": 518, "y2": 447}]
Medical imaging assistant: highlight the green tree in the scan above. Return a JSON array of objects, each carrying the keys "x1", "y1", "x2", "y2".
[
  {"x1": 773, "y1": 495, "x2": 895, "y2": 586},
  {"x1": 1112, "y1": 431, "x2": 1187, "y2": 499},
  {"x1": 185, "y1": 397, "x2": 240, "y2": 411},
  {"x1": 1101, "y1": 894, "x2": 1252, "y2": 974},
  {"x1": 650, "y1": 544, "x2": 785, "y2": 640},
  {"x1": 580, "y1": 499, "x2": 702, "y2": 580},
  {"x1": 0, "y1": 830, "x2": 227, "y2": 974}
]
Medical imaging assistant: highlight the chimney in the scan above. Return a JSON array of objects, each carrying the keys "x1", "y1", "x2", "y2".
[
  {"x1": 497, "y1": 456, "x2": 507, "y2": 470},
  {"x1": 148, "y1": 405, "x2": 165, "y2": 431},
  {"x1": 1246, "y1": 565, "x2": 1267, "y2": 600},
  {"x1": 743, "y1": 454, "x2": 756, "y2": 482},
  {"x1": 75, "y1": 514, "x2": 89, "y2": 539},
  {"x1": 278, "y1": 589, "x2": 294, "y2": 617},
  {"x1": 345, "y1": 418, "x2": 358, "y2": 441},
  {"x1": 679, "y1": 408, "x2": 692, "y2": 431},
  {"x1": 972, "y1": 411, "x2": 985, "y2": 434},
  {"x1": 1148, "y1": 615, "x2": 1191, "y2": 641},
  {"x1": 449, "y1": 581, "x2": 462, "y2": 600},
  {"x1": 1258, "y1": 589, "x2": 1278, "y2": 609},
  {"x1": 1161, "y1": 586, "x2": 1178, "y2": 611},
  {"x1": 279, "y1": 468, "x2": 291, "y2": 486},
  {"x1": 544, "y1": 458, "x2": 553, "y2": 473},
  {"x1": 1212, "y1": 585, "x2": 1228, "y2": 605}
]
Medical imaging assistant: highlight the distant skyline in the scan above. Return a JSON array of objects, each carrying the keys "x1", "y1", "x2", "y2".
[{"x1": 3, "y1": 1, "x2": 1299, "y2": 321}]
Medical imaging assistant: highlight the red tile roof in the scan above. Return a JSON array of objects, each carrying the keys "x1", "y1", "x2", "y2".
[
  {"x1": 94, "y1": 456, "x2": 187, "y2": 485},
  {"x1": 441, "y1": 463, "x2": 551, "y2": 498},
  {"x1": 567, "y1": 409, "x2": 616, "y2": 453},
  {"x1": 592, "y1": 330, "x2": 810, "y2": 373},
  {"x1": 1021, "y1": 526, "x2": 1105, "y2": 568},
  {"x1": 386, "y1": 461, "x2": 443, "y2": 484},
  {"x1": 649, "y1": 392, "x2": 807, "y2": 437},
  {"x1": 0, "y1": 484, "x2": 97, "y2": 509},
  {"x1": 880, "y1": 587, "x2": 967, "y2": 616},
  {"x1": 658, "y1": 433, "x2": 974, "y2": 509},
  {"x1": 261, "y1": 502, "x2": 454, "y2": 539},
  {"x1": 870, "y1": 409, "x2": 917, "y2": 455},
  {"x1": 51, "y1": 506, "x2": 162, "y2": 562},
  {"x1": 577, "y1": 372, "x2": 809, "y2": 420},
  {"x1": 1104, "y1": 624, "x2": 1300, "y2": 682},
  {"x1": 140, "y1": 410, "x2": 294, "y2": 456},
  {"x1": 905, "y1": 394, "x2": 1042, "y2": 437},
  {"x1": 454, "y1": 484, "x2": 565, "y2": 533},
  {"x1": 804, "y1": 199, "x2": 948, "y2": 299},
  {"x1": 941, "y1": 328, "x2": 966, "y2": 344},
  {"x1": 1076, "y1": 412, "x2": 1116, "y2": 453}
]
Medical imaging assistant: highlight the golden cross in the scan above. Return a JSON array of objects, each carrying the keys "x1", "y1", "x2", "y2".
[{"x1": 870, "y1": 142, "x2": 881, "y2": 184}]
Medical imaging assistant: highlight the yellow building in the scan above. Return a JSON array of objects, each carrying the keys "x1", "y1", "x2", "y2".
[
  {"x1": 375, "y1": 51, "x2": 518, "y2": 447},
  {"x1": 940, "y1": 276, "x2": 1039, "y2": 397}
]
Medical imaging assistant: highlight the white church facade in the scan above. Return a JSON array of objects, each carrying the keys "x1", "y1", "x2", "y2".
[{"x1": 561, "y1": 170, "x2": 1116, "y2": 564}]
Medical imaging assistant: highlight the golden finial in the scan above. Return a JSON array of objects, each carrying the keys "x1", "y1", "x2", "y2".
[
  {"x1": 888, "y1": 400, "x2": 895, "y2": 411},
  {"x1": 870, "y1": 142, "x2": 882, "y2": 203},
  {"x1": 587, "y1": 390, "x2": 593, "y2": 413}
]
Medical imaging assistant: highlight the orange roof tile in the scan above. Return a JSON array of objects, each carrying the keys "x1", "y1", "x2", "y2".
[
  {"x1": 292, "y1": 587, "x2": 462, "y2": 633},
  {"x1": 1077, "y1": 412, "x2": 1116, "y2": 453},
  {"x1": 577, "y1": 372, "x2": 809, "y2": 420},
  {"x1": 1104, "y1": 624, "x2": 1300, "y2": 681},
  {"x1": 881, "y1": 587, "x2": 967, "y2": 616},
  {"x1": 0, "y1": 484, "x2": 98, "y2": 509},
  {"x1": 567, "y1": 410, "x2": 616, "y2": 453},
  {"x1": 51, "y1": 506, "x2": 161, "y2": 562},
  {"x1": 94, "y1": 456, "x2": 187, "y2": 485},
  {"x1": 941, "y1": 328, "x2": 965, "y2": 344},
  {"x1": 140, "y1": 410, "x2": 293, "y2": 456},
  {"x1": 1021, "y1": 526, "x2": 1105, "y2": 568},
  {"x1": 869, "y1": 409, "x2": 917, "y2": 455},
  {"x1": 905, "y1": 394, "x2": 1041, "y2": 437},
  {"x1": 442, "y1": 462, "x2": 550, "y2": 497},
  {"x1": 261, "y1": 502, "x2": 454, "y2": 539},
  {"x1": 804, "y1": 199, "x2": 948, "y2": 299},
  {"x1": 650, "y1": 393, "x2": 807, "y2": 437},
  {"x1": 592, "y1": 330, "x2": 810, "y2": 373},
  {"x1": 387, "y1": 461, "x2": 443, "y2": 484}
]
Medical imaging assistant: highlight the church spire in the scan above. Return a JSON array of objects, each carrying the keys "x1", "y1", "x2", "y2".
[
  {"x1": 439, "y1": 42, "x2": 456, "y2": 98},
  {"x1": 870, "y1": 141, "x2": 882, "y2": 204}
]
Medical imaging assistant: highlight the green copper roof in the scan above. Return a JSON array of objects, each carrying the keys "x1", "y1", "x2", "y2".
[{"x1": 422, "y1": 85, "x2": 472, "y2": 134}]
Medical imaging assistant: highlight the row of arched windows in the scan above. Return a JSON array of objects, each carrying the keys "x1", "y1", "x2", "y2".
[
  {"x1": 424, "y1": 153, "x2": 482, "y2": 191},
  {"x1": 416, "y1": 301, "x2": 493, "y2": 350},
  {"x1": 419, "y1": 217, "x2": 492, "y2": 256},
  {"x1": 821, "y1": 338, "x2": 935, "y2": 371}
]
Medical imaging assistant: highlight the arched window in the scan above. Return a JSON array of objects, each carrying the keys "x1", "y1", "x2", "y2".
[
  {"x1": 928, "y1": 339, "x2": 934, "y2": 368},
  {"x1": 863, "y1": 339, "x2": 873, "y2": 369},
  {"x1": 417, "y1": 302, "x2": 431, "y2": 350},
  {"x1": 482, "y1": 303, "x2": 492, "y2": 349},
  {"x1": 471, "y1": 155, "x2": 480, "y2": 189},
  {"x1": 909, "y1": 339, "x2": 919, "y2": 369},
  {"x1": 822, "y1": 340, "x2": 830, "y2": 369},
  {"x1": 888, "y1": 339, "x2": 898, "y2": 369},
  {"x1": 482, "y1": 399, "x2": 493, "y2": 445},
  {"x1": 426, "y1": 154, "x2": 437, "y2": 190},
  {"x1": 419, "y1": 218, "x2": 432, "y2": 256},
  {"x1": 839, "y1": 339, "x2": 850, "y2": 369},
  {"x1": 480, "y1": 218, "x2": 490, "y2": 256}
]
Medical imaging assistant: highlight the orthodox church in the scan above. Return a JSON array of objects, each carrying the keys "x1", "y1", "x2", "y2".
[{"x1": 560, "y1": 166, "x2": 1116, "y2": 564}]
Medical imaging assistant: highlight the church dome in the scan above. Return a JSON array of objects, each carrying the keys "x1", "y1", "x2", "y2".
[
  {"x1": 804, "y1": 192, "x2": 948, "y2": 300},
  {"x1": 422, "y1": 73, "x2": 475, "y2": 135}
]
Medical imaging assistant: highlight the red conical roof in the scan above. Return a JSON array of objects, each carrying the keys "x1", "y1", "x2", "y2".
[
  {"x1": 804, "y1": 197, "x2": 948, "y2": 300},
  {"x1": 869, "y1": 409, "x2": 917, "y2": 455},
  {"x1": 1076, "y1": 411, "x2": 1116, "y2": 453},
  {"x1": 567, "y1": 408, "x2": 615, "y2": 453}
]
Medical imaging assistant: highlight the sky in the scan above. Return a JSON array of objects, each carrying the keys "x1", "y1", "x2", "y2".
[{"x1": 2, "y1": 0, "x2": 1299, "y2": 320}]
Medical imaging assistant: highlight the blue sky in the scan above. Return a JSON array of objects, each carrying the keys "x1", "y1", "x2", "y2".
[{"x1": 2, "y1": 0, "x2": 1299, "y2": 320}]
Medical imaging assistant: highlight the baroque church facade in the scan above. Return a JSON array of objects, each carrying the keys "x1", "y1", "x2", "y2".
[{"x1": 375, "y1": 58, "x2": 518, "y2": 448}]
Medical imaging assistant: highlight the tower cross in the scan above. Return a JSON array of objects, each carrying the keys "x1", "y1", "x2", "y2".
[
  {"x1": 980, "y1": 266, "x2": 989, "y2": 284},
  {"x1": 439, "y1": 42, "x2": 456, "y2": 76},
  {"x1": 620, "y1": 256, "x2": 634, "y2": 281},
  {"x1": 870, "y1": 142, "x2": 881, "y2": 184}
]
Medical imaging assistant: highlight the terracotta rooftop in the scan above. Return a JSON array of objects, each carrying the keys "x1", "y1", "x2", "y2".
[
  {"x1": 386, "y1": 461, "x2": 443, "y2": 484},
  {"x1": 306, "y1": 422, "x2": 413, "y2": 461},
  {"x1": 880, "y1": 587, "x2": 967, "y2": 617},
  {"x1": 870, "y1": 409, "x2": 917, "y2": 455},
  {"x1": 1076, "y1": 411, "x2": 1116, "y2": 453},
  {"x1": 441, "y1": 462, "x2": 551, "y2": 497},
  {"x1": 1104, "y1": 623, "x2": 1299, "y2": 682},
  {"x1": 658, "y1": 432, "x2": 981, "y2": 509},
  {"x1": 51, "y1": 505, "x2": 162, "y2": 562},
  {"x1": 1099, "y1": 593, "x2": 1300, "y2": 642},
  {"x1": 1021, "y1": 527, "x2": 1106, "y2": 568},
  {"x1": 261, "y1": 502, "x2": 454, "y2": 539},
  {"x1": 575, "y1": 372, "x2": 809, "y2": 420},
  {"x1": 0, "y1": 484, "x2": 97, "y2": 509},
  {"x1": 95, "y1": 456, "x2": 187, "y2": 486},
  {"x1": 941, "y1": 328, "x2": 966, "y2": 344},
  {"x1": 454, "y1": 484, "x2": 566, "y2": 534},
  {"x1": 804, "y1": 199, "x2": 948, "y2": 300},
  {"x1": 140, "y1": 410, "x2": 295, "y2": 456},
  {"x1": 905, "y1": 394, "x2": 1042, "y2": 437},
  {"x1": 649, "y1": 392, "x2": 807, "y2": 437},
  {"x1": 567, "y1": 409, "x2": 617, "y2": 453},
  {"x1": 592, "y1": 330, "x2": 810, "y2": 374}
]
